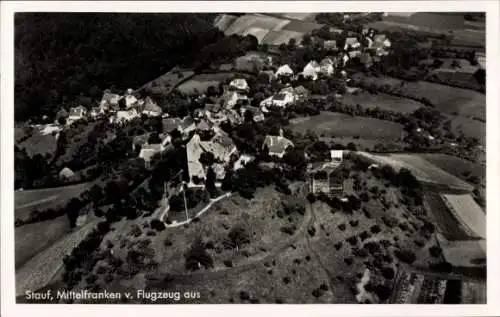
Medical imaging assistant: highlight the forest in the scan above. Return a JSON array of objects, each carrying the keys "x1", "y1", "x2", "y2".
[{"x1": 15, "y1": 13, "x2": 222, "y2": 121}]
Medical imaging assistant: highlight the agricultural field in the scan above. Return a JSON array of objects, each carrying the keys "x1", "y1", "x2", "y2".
[
  {"x1": 177, "y1": 73, "x2": 236, "y2": 95},
  {"x1": 275, "y1": 13, "x2": 317, "y2": 22},
  {"x1": 141, "y1": 67, "x2": 195, "y2": 95},
  {"x1": 438, "y1": 235, "x2": 485, "y2": 268},
  {"x1": 341, "y1": 90, "x2": 424, "y2": 114},
  {"x1": 15, "y1": 182, "x2": 93, "y2": 222},
  {"x1": 351, "y1": 74, "x2": 486, "y2": 121},
  {"x1": 422, "y1": 58, "x2": 480, "y2": 74},
  {"x1": 441, "y1": 193, "x2": 485, "y2": 239},
  {"x1": 16, "y1": 219, "x2": 99, "y2": 296},
  {"x1": 419, "y1": 153, "x2": 485, "y2": 181},
  {"x1": 357, "y1": 152, "x2": 474, "y2": 191},
  {"x1": 288, "y1": 111, "x2": 404, "y2": 141},
  {"x1": 424, "y1": 193, "x2": 476, "y2": 241}
]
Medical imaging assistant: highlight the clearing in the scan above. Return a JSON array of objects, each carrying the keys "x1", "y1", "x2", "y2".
[
  {"x1": 140, "y1": 67, "x2": 195, "y2": 95},
  {"x1": 450, "y1": 115, "x2": 485, "y2": 144},
  {"x1": 17, "y1": 130, "x2": 57, "y2": 158},
  {"x1": 341, "y1": 90, "x2": 424, "y2": 114},
  {"x1": 288, "y1": 111, "x2": 404, "y2": 141},
  {"x1": 419, "y1": 153, "x2": 485, "y2": 182}
]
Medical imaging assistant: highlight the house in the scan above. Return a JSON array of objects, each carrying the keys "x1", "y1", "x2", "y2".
[
  {"x1": 139, "y1": 143, "x2": 165, "y2": 169},
  {"x1": 240, "y1": 106, "x2": 265, "y2": 122},
  {"x1": 179, "y1": 116, "x2": 196, "y2": 135},
  {"x1": 342, "y1": 52, "x2": 351, "y2": 66},
  {"x1": 319, "y1": 58, "x2": 335, "y2": 76},
  {"x1": 330, "y1": 150, "x2": 343, "y2": 163},
  {"x1": 222, "y1": 90, "x2": 248, "y2": 108},
  {"x1": 89, "y1": 107, "x2": 102, "y2": 118},
  {"x1": 294, "y1": 85, "x2": 310, "y2": 100},
  {"x1": 163, "y1": 117, "x2": 182, "y2": 134},
  {"x1": 302, "y1": 61, "x2": 321, "y2": 80},
  {"x1": 234, "y1": 154, "x2": 255, "y2": 171},
  {"x1": 275, "y1": 64, "x2": 294, "y2": 78},
  {"x1": 59, "y1": 167, "x2": 75, "y2": 181},
  {"x1": 196, "y1": 119, "x2": 213, "y2": 132},
  {"x1": 113, "y1": 108, "x2": 140, "y2": 124},
  {"x1": 344, "y1": 37, "x2": 361, "y2": 50},
  {"x1": 307, "y1": 161, "x2": 344, "y2": 197},
  {"x1": 229, "y1": 78, "x2": 249, "y2": 91},
  {"x1": 100, "y1": 91, "x2": 122, "y2": 111},
  {"x1": 142, "y1": 97, "x2": 162, "y2": 117},
  {"x1": 372, "y1": 34, "x2": 391, "y2": 56},
  {"x1": 186, "y1": 131, "x2": 238, "y2": 187},
  {"x1": 348, "y1": 50, "x2": 362, "y2": 59},
  {"x1": 262, "y1": 129, "x2": 294, "y2": 158},
  {"x1": 39, "y1": 124, "x2": 62, "y2": 136},
  {"x1": 67, "y1": 106, "x2": 87, "y2": 124},
  {"x1": 260, "y1": 87, "x2": 297, "y2": 109},
  {"x1": 324, "y1": 40, "x2": 337, "y2": 50},
  {"x1": 124, "y1": 88, "x2": 138, "y2": 108},
  {"x1": 55, "y1": 108, "x2": 69, "y2": 123},
  {"x1": 132, "y1": 133, "x2": 150, "y2": 152}
]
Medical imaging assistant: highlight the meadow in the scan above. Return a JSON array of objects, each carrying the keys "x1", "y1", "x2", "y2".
[
  {"x1": 341, "y1": 90, "x2": 424, "y2": 114},
  {"x1": 177, "y1": 73, "x2": 236, "y2": 95}
]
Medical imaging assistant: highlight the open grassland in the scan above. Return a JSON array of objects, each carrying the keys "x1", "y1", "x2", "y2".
[
  {"x1": 420, "y1": 153, "x2": 485, "y2": 181},
  {"x1": 289, "y1": 112, "x2": 404, "y2": 141},
  {"x1": 15, "y1": 216, "x2": 70, "y2": 268},
  {"x1": 441, "y1": 194, "x2": 485, "y2": 239},
  {"x1": 342, "y1": 90, "x2": 423, "y2": 114},
  {"x1": 16, "y1": 219, "x2": 99, "y2": 296},
  {"x1": 177, "y1": 73, "x2": 236, "y2": 95},
  {"x1": 422, "y1": 58, "x2": 480, "y2": 74},
  {"x1": 352, "y1": 74, "x2": 485, "y2": 121},
  {"x1": 15, "y1": 182, "x2": 93, "y2": 222},
  {"x1": 358, "y1": 152, "x2": 473, "y2": 191}
]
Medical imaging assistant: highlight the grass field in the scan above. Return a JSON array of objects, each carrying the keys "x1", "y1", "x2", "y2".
[
  {"x1": 450, "y1": 115, "x2": 485, "y2": 144},
  {"x1": 358, "y1": 152, "x2": 473, "y2": 191},
  {"x1": 352, "y1": 74, "x2": 486, "y2": 121},
  {"x1": 15, "y1": 182, "x2": 93, "y2": 222},
  {"x1": 15, "y1": 216, "x2": 70, "y2": 268},
  {"x1": 441, "y1": 194, "x2": 485, "y2": 239},
  {"x1": 141, "y1": 68, "x2": 195, "y2": 94},
  {"x1": 289, "y1": 112, "x2": 404, "y2": 141},
  {"x1": 422, "y1": 58, "x2": 480, "y2": 74},
  {"x1": 177, "y1": 73, "x2": 236, "y2": 95},
  {"x1": 16, "y1": 219, "x2": 98, "y2": 296},
  {"x1": 420, "y1": 153, "x2": 485, "y2": 181},
  {"x1": 438, "y1": 235, "x2": 485, "y2": 268},
  {"x1": 342, "y1": 90, "x2": 424, "y2": 114}
]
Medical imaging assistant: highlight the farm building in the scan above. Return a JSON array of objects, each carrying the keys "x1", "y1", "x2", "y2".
[{"x1": 262, "y1": 129, "x2": 294, "y2": 158}]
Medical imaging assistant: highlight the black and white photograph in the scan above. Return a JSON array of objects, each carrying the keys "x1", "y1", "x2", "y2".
[{"x1": 1, "y1": 1, "x2": 499, "y2": 315}]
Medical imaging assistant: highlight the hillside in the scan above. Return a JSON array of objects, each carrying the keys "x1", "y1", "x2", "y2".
[{"x1": 15, "y1": 13, "x2": 222, "y2": 121}]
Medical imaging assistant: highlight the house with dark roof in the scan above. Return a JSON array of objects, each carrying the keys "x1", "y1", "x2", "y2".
[
  {"x1": 142, "y1": 97, "x2": 162, "y2": 117},
  {"x1": 262, "y1": 129, "x2": 294, "y2": 158}
]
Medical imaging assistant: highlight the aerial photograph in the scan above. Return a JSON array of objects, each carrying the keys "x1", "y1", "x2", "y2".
[{"x1": 14, "y1": 11, "x2": 486, "y2": 304}]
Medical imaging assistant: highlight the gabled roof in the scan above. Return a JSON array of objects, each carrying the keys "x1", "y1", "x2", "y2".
[
  {"x1": 143, "y1": 97, "x2": 162, "y2": 113},
  {"x1": 196, "y1": 120, "x2": 212, "y2": 131},
  {"x1": 373, "y1": 34, "x2": 387, "y2": 43},
  {"x1": 163, "y1": 117, "x2": 182, "y2": 133},
  {"x1": 69, "y1": 106, "x2": 85, "y2": 117},
  {"x1": 275, "y1": 64, "x2": 294, "y2": 76},
  {"x1": 263, "y1": 135, "x2": 294, "y2": 155},
  {"x1": 229, "y1": 78, "x2": 249, "y2": 90},
  {"x1": 294, "y1": 85, "x2": 309, "y2": 95},
  {"x1": 133, "y1": 133, "x2": 150, "y2": 147},
  {"x1": 305, "y1": 60, "x2": 320, "y2": 69},
  {"x1": 180, "y1": 116, "x2": 195, "y2": 130},
  {"x1": 320, "y1": 58, "x2": 335, "y2": 66},
  {"x1": 345, "y1": 37, "x2": 360, "y2": 47},
  {"x1": 101, "y1": 92, "x2": 122, "y2": 105}
]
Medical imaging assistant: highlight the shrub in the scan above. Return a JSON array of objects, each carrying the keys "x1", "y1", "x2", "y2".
[
  {"x1": 344, "y1": 257, "x2": 354, "y2": 265},
  {"x1": 223, "y1": 259, "x2": 233, "y2": 267},
  {"x1": 346, "y1": 236, "x2": 358, "y2": 246},
  {"x1": 308, "y1": 226, "x2": 316, "y2": 237},
  {"x1": 320, "y1": 283, "x2": 328, "y2": 291},
  {"x1": 381, "y1": 267, "x2": 395, "y2": 280},
  {"x1": 370, "y1": 225, "x2": 381, "y2": 234},
  {"x1": 382, "y1": 216, "x2": 398, "y2": 228},
  {"x1": 334, "y1": 242, "x2": 343, "y2": 250},
  {"x1": 239, "y1": 291, "x2": 250, "y2": 301},
  {"x1": 394, "y1": 249, "x2": 416, "y2": 264},
  {"x1": 307, "y1": 193, "x2": 317, "y2": 203},
  {"x1": 338, "y1": 223, "x2": 347, "y2": 231},
  {"x1": 349, "y1": 220, "x2": 359, "y2": 227},
  {"x1": 359, "y1": 231, "x2": 371, "y2": 241},
  {"x1": 150, "y1": 219, "x2": 166, "y2": 231},
  {"x1": 163, "y1": 238, "x2": 173, "y2": 247},
  {"x1": 283, "y1": 276, "x2": 291, "y2": 284},
  {"x1": 429, "y1": 245, "x2": 443, "y2": 258}
]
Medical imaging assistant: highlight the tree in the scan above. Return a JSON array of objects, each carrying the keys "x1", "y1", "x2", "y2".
[
  {"x1": 224, "y1": 226, "x2": 250, "y2": 250},
  {"x1": 205, "y1": 166, "x2": 217, "y2": 198},
  {"x1": 199, "y1": 152, "x2": 215, "y2": 166},
  {"x1": 185, "y1": 238, "x2": 213, "y2": 271}
]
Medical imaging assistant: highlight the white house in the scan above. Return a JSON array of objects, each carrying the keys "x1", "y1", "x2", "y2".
[
  {"x1": 139, "y1": 143, "x2": 166, "y2": 169},
  {"x1": 112, "y1": 108, "x2": 140, "y2": 124},
  {"x1": 319, "y1": 58, "x2": 335, "y2": 76},
  {"x1": 275, "y1": 64, "x2": 294, "y2": 78},
  {"x1": 142, "y1": 97, "x2": 162, "y2": 117},
  {"x1": 302, "y1": 61, "x2": 321, "y2": 80},
  {"x1": 260, "y1": 88, "x2": 297, "y2": 109},
  {"x1": 67, "y1": 106, "x2": 87, "y2": 125},
  {"x1": 229, "y1": 78, "x2": 249, "y2": 91},
  {"x1": 223, "y1": 90, "x2": 248, "y2": 108},
  {"x1": 100, "y1": 91, "x2": 122, "y2": 111},
  {"x1": 262, "y1": 129, "x2": 294, "y2": 158},
  {"x1": 344, "y1": 37, "x2": 361, "y2": 50},
  {"x1": 372, "y1": 34, "x2": 391, "y2": 56}
]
